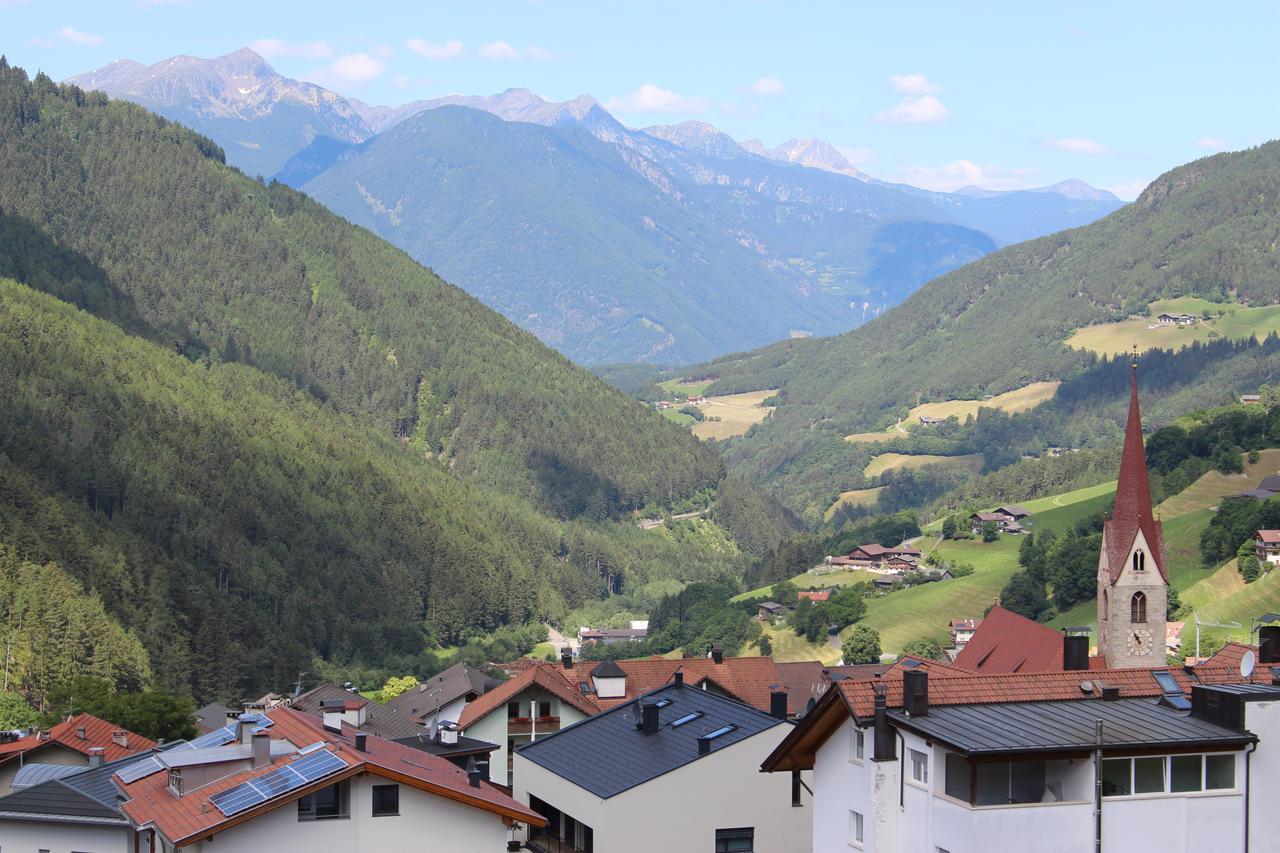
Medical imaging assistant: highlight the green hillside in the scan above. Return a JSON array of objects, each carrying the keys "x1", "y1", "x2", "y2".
[
  {"x1": 697, "y1": 141, "x2": 1280, "y2": 514},
  {"x1": 0, "y1": 62, "x2": 722, "y2": 520}
]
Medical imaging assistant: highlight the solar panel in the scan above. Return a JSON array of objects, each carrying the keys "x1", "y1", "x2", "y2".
[
  {"x1": 210, "y1": 750, "x2": 346, "y2": 817},
  {"x1": 188, "y1": 724, "x2": 238, "y2": 750},
  {"x1": 116, "y1": 755, "x2": 163, "y2": 784}
]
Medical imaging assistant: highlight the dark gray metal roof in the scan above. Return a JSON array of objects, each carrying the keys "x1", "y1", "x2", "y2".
[
  {"x1": 590, "y1": 660, "x2": 626, "y2": 678},
  {"x1": 393, "y1": 732, "x2": 498, "y2": 758},
  {"x1": 1197, "y1": 683, "x2": 1280, "y2": 698},
  {"x1": 516, "y1": 682, "x2": 788, "y2": 799},
  {"x1": 0, "y1": 755, "x2": 138, "y2": 825},
  {"x1": 290, "y1": 683, "x2": 423, "y2": 739},
  {"x1": 194, "y1": 702, "x2": 238, "y2": 733},
  {"x1": 10, "y1": 762, "x2": 83, "y2": 788},
  {"x1": 888, "y1": 698, "x2": 1257, "y2": 756},
  {"x1": 384, "y1": 662, "x2": 498, "y2": 721}
]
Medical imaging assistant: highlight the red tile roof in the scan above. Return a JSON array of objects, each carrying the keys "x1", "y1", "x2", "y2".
[
  {"x1": 952, "y1": 605, "x2": 1067, "y2": 673},
  {"x1": 0, "y1": 713, "x2": 155, "y2": 765},
  {"x1": 459, "y1": 656, "x2": 792, "y2": 728},
  {"x1": 119, "y1": 706, "x2": 540, "y2": 845},
  {"x1": 1257, "y1": 530, "x2": 1280, "y2": 544},
  {"x1": 1104, "y1": 367, "x2": 1168, "y2": 583},
  {"x1": 797, "y1": 590, "x2": 831, "y2": 602}
]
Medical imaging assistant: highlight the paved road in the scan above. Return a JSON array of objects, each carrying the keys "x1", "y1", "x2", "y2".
[{"x1": 544, "y1": 623, "x2": 577, "y2": 653}]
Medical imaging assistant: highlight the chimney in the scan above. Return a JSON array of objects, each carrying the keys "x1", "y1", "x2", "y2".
[
  {"x1": 355, "y1": 732, "x2": 367, "y2": 752},
  {"x1": 711, "y1": 644, "x2": 724, "y2": 664},
  {"x1": 1259, "y1": 626, "x2": 1280, "y2": 664},
  {"x1": 561, "y1": 647, "x2": 573, "y2": 669},
  {"x1": 467, "y1": 757, "x2": 482, "y2": 788},
  {"x1": 1063, "y1": 634, "x2": 1090, "y2": 671},
  {"x1": 440, "y1": 724, "x2": 459, "y2": 745},
  {"x1": 75, "y1": 725, "x2": 87, "y2": 741},
  {"x1": 111, "y1": 731, "x2": 129, "y2": 749},
  {"x1": 1101, "y1": 684, "x2": 1121, "y2": 701},
  {"x1": 642, "y1": 702, "x2": 660, "y2": 735},
  {"x1": 770, "y1": 688, "x2": 788, "y2": 720},
  {"x1": 88, "y1": 747, "x2": 105, "y2": 768},
  {"x1": 902, "y1": 670, "x2": 928, "y2": 717},
  {"x1": 251, "y1": 732, "x2": 270, "y2": 769},
  {"x1": 872, "y1": 688, "x2": 895, "y2": 761},
  {"x1": 697, "y1": 735, "x2": 712, "y2": 756},
  {"x1": 674, "y1": 670, "x2": 684, "y2": 687},
  {"x1": 237, "y1": 714, "x2": 254, "y2": 744}
]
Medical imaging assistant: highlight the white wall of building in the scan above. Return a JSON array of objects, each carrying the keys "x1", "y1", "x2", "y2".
[
  {"x1": 1246, "y1": 698, "x2": 1278, "y2": 851},
  {"x1": 464, "y1": 688, "x2": 589, "y2": 785},
  {"x1": 514, "y1": 726, "x2": 809, "y2": 853},
  {"x1": 180, "y1": 774, "x2": 511, "y2": 853},
  {"x1": 0, "y1": 820, "x2": 130, "y2": 853}
]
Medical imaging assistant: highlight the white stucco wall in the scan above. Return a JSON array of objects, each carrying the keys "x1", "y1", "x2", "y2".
[
  {"x1": 463, "y1": 688, "x2": 589, "y2": 785},
  {"x1": 1246, "y1": 699, "x2": 1277, "y2": 852},
  {"x1": 514, "y1": 725, "x2": 809, "y2": 853},
  {"x1": 180, "y1": 774, "x2": 511, "y2": 853},
  {"x1": 0, "y1": 820, "x2": 130, "y2": 853}
]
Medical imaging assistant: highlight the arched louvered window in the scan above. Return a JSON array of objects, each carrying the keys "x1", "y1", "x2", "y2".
[
  {"x1": 1101, "y1": 589, "x2": 1109, "y2": 621},
  {"x1": 1133, "y1": 550, "x2": 1146, "y2": 573},
  {"x1": 1131, "y1": 591, "x2": 1147, "y2": 624}
]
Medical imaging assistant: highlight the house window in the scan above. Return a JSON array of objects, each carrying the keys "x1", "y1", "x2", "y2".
[
  {"x1": 715, "y1": 827, "x2": 754, "y2": 852},
  {"x1": 1131, "y1": 591, "x2": 1147, "y2": 624},
  {"x1": 1170, "y1": 755, "x2": 1201, "y2": 792},
  {"x1": 371, "y1": 783, "x2": 399, "y2": 816},
  {"x1": 508, "y1": 701, "x2": 521, "y2": 718},
  {"x1": 849, "y1": 727, "x2": 865, "y2": 763},
  {"x1": 1133, "y1": 550, "x2": 1146, "y2": 573},
  {"x1": 848, "y1": 810, "x2": 864, "y2": 846},
  {"x1": 1102, "y1": 754, "x2": 1236, "y2": 796},
  {"x1": 909, "y1": 749, "x2": 929, "y2": 785},
  {"x1": 298, "y1": 781, "x2": 349, "y2": 820},
  {"x1": 539, "y1": 701, "x2": 552, "y2": 718}
]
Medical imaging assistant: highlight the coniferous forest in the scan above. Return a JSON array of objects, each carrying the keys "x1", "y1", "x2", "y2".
[{"x1": 0, "y1": 62, "x2": 788, "y2": 706}]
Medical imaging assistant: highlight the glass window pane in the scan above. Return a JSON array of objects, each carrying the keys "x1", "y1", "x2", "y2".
[
  {"x1": 944, "y1": 753, "x2": 972, "y2": 802},
  {"x1": 1205, "y1": 754, "x2": 1235, "y2": 790},
  {"x1": 1133, "y1": 757, "x2": 1164, "y2": 794},
  {"x1": 1170, "y1": 755, "x2": 1202, "y2": 793},
  {"x1": 1101, "y1": 759, "x2": 1131, "y2": 797},
  {"x1": 976, "y1": 761, "x2": 1010, "y2": 806},
  {"x1": 1009, "y1": 760, "x2": 1047, "y2": 803}
]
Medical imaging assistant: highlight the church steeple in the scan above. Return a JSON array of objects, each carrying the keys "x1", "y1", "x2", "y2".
[{"x1": 1097, "y1": 351, "x2": 1169, "y2": 668}]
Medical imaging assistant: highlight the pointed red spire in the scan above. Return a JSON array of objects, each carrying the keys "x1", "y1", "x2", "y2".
[
  {"x1": 1103, "y1": 351, "x2": 1168, "y2": 582},
  {"x1": 1112, "y1": 354, "x2": 1154, "y2": 524}
]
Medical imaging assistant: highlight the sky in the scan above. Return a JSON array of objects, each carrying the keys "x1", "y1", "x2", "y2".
[{"x1": 5, "y1": 1, "x2": 1279, "y2": 199}]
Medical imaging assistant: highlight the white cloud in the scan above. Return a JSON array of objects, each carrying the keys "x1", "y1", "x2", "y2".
[
  {"x1": 604, "y1": 84, "x2": 711, "y2": 114},
  {"x1": 888, "y1": 73, "x2": 940, "y2": 94},
  {"x1": 1100, "y1": 179, "x2": 1150, "y2": 201},
  {"x1": 407, "y1": 38, "x2": 465, "y2": 60},
  {"x1": 749, "y1": 76, "x2": 784, "y2": 96},
  {"x1": 479, "y1": 40, "x2": 520, "y2": 60},
  {"x1": 887, "y1": 159, "x2": 1036, "y2": 193},
  {"x1": 1046, "y1": 137, "x2": 1109, "y2": 155},
  {"x1": 54, "y1": 26, "x2": 106, "y2": 46},
  {"x1": 1195, "y1": 136, "x2": 1229, "y2": 151},
  {"x1": 248, "y1": 39, "x2": 333, "y2": 60},
  {"x1": 329, "y1": 53, "x2": 386, "y2": 82},
  {"x1": 874, "y1": 94, "x2": 949, "y2": 124}
]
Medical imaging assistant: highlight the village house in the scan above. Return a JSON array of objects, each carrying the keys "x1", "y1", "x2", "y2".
[
  {"x1": 1233, "y1": 473, "x2": 1280, "y2": 501},
  {"x1": 1255, "y1": 529, "x2": 1280, "y2": 564},
  {"x1": 797, "y1": 589, "x2": 832, "y2": 603},
  {"x1": 1157, "y1": 311, "x2": 1199, "y2": 326},
  {"x1": 381, "y1": 661, "x2": 500, "y2": 732},
  {"x1": 917, "y1": 415, "x2": 944, "y2": 426},
  {"x1": 829, "y1": 543, "x2": 922, "y2": 571},
  {"x1": 513, "y1": 675, "x2": 810, "y2": 853},
  {"x1": 1241, "y1": 393, "x2": 1262, "y2": 405},
  {"x1": 577, "y1": 626, "x2": 649, "y2": 645},
  {"x1": 969, "y1": 505, "x2": 1031, "y2": 536},
  {"x1": 459, "y1": 651, "x2": 806, "y2": 786},
  {"x1": 0, "y1": 713, "x2": 156, "y2": 796},
  {"x1": 756, "y1": 601, "x2": 787, "y2": 620},
  {"x1": 949, "y1": 618, "x2": 981, "y2": 649},
  {"x1": 685, "y1": 394, "x2": 707, "y2": 405}
]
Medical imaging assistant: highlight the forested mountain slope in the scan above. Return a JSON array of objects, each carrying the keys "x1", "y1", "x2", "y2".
[
  {"x1": 0, "y1": 63, "x2": 798, "y2": 704},
  {"x1": 698, "y1": 141, "x2": 1280, "y2": 512},
  {"x1": 0, "y1": 62, "x2": 721, "y2": 517}
]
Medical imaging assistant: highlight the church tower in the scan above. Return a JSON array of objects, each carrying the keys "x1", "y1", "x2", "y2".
[{"x1": 1097, "y1": 354, "x2": 1168, "y2": 667}]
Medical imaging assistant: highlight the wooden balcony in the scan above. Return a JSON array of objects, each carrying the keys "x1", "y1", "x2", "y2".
[{"x1": 507, "y1": 716, "x2": 560, "y2": 734}]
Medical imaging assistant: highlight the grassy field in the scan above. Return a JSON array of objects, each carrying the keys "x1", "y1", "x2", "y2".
[
  {"x1": 691, "y1": 389, "x2": 778, "y2": 440},
  {"x1": 921, "y1": 480, "x2": 1117, "y2": 534},
  {"x1": 732, "y1": 568, "x2": 879, "y2": 603},
  {"x1": 660, "y1": 407, "x2": 696, "y2": 426},
  {"x1": 658, "y1": 378, "x2": 712, "y2": 398},
  {"x1": 825, "y1": 487, "x2": 885, "y2": 519},
  {"x1": 841, "y1": 492, "x2": 1116, "y2": 655},
  {"x1": 843, "y1": 381, "x2": 1059, "y2": 443},
  {"x1": 864, "y1": 452, "x2": 984, "y2": 478},
  {"x1": 1154, "y1": 448, "x2": 1280, "y2": 518},
  {"x1": 750, "y1": 621, "x2": 842, "y2": 665},
  {"x1": 1067, "y1": 296, "x2": 1280, "y2": 357}
]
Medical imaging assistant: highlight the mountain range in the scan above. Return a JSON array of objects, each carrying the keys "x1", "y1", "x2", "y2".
[{"x1": 68, "y1": 49, "x2": 1123, "y2": 364}]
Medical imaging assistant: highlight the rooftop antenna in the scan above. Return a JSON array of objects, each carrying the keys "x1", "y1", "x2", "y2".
[{"x1": 1193, "y1": 613, "x2": 1243, "y2": 661}]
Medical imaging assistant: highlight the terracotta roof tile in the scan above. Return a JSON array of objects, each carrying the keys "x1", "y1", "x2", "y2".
[
  {"x1": 0, "y1": 713, "x2": 155, "y2": 764},
  {"x1": 119, "y1": 707, "x2": 540, "y2": 844},
  {"x1": 952, "y1": 605, "x2": 1067, "y2": 673}
]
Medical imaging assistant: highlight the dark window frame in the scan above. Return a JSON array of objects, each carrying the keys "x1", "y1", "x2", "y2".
[
  {"x1": 371, "y1": 783, "x2": 400, "y2": 817},
  {"x1": 715, "y1": 826, "x2": 755, "y2": 852}
]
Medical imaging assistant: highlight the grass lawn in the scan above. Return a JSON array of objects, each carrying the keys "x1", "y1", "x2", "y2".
[
  {"x1": 826, "y1": 487, "x2": 885, "y2": 519},
  {"x1": 660, "y1": 407, "x2": 696, "y2": 426},
  {"x1": 692, "y1": 389, "x2": 777, "y2": 440},
  {"x1": 921, "y1": 480, "x2": 1116, "y2": 534},
  {"x1": 732, "y1": 568, "x2": 879, "y2": 603},
  {"x1": 659, "y1": 378, "x2": 712, "y2": 398},
  {"x1": 527, "y1": 642, "x2": 556, "y2": 660},
  {"x1": 750, "y1": 621, "x2": 842, "y2": 665},
  {"x1": 864, "y1": 452, "x2": 984, "y2": 478},
  {"x1": 1154, "y1": 448, "x2": 1280, "y2": 518},
  {"x1": 1067, "y1": 297, "x2": 1280, "y2": 357}
]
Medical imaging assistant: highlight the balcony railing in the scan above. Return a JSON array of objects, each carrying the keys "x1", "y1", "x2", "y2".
[{"x1": 508, "y1": 717, "x2": 560, "y2": 734}]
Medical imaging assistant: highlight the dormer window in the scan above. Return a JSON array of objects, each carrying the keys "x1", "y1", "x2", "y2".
[
  {"x1": 167, "y1": 768, "x2": 183, "y2": 796},
  {"x1": 1133, "y1": 550, "x2": 1146, "y2": 573}
]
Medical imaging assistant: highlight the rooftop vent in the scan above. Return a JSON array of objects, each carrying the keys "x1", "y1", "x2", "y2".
[
  {"x1": 111, "y1": 731, "x2": 129, "y2": 748},
  {"x1": 467, "y1": 757, "x2": 482, "y2": 788},
  {"x1": 252, "y1": 732, "x2": 271, "y2": 769},
  {"x1": 710, "y1": 644, "x2": 724, "y2": 664},
  {"x1": 642, "y1": 703, "x2": 660, "y2": 735},
  {"x1": 1062, "y1": 632, "x2": 1090, "y2": 671},
  {"x1": 75, "y1": 726, "x2": 87, "y2": 740},
  {"x1": 902, "y1": 670, "x2": 928, "y2": 717},
  {"x1": 770, "y1": 687, "x2": 788, "y2": 721},
  {"x1": 561, "y1": 647, "x2": 573, "y2": 669},
  {"x1": 674, "y1": 670, "x2": 683, "y2": 687},
  {"x1": 88, "y1": 746, "x2": 105, "y2": 768},
  {"x1": 355, "y1": 732, "x2": 367, "y2": 753},
  {"x1": 1100, "y1": 685, "x2": 1121, "y2": 701}
]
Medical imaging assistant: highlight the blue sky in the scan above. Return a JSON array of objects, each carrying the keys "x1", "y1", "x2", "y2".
[{"x1": 5, "y1": 0, "x2": 1277, "y2": 198}]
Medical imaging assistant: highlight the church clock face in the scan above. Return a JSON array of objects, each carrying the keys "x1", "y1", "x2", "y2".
[{"x1": 1126, "y1": 628, "x2": 1154, "y2": 656}]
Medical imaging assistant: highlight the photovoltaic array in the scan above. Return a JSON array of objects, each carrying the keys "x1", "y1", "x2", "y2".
[{"x1": 210, "y1": 749, "x2": 347, "y2": 816}]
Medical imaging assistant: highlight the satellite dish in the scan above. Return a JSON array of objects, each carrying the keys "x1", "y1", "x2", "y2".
[{"x1": 1241, "y1": 650, "x2": 1257, "y2": 678}]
